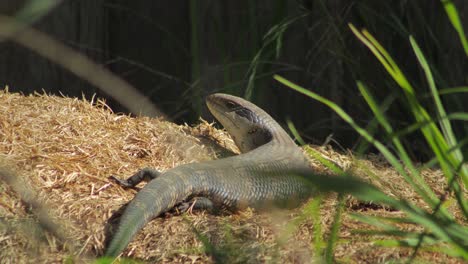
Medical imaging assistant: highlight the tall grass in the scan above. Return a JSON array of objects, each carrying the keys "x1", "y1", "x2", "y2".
[{"x1": 274, "y1": 2, "x2": 468, "y2": 261}]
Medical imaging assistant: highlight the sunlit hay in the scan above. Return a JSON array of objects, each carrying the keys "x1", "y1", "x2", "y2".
[
  {"x1": 0, "y1": 88, "x2": 464, "y2": 263},
  {"x1": 0, "y1": 88, "x2": 221, "y2": 262}
]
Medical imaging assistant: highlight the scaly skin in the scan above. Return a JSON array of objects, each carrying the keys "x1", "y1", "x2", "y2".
[{"x1": 105, "y1": 93, "x2": 314, "y2": 257}]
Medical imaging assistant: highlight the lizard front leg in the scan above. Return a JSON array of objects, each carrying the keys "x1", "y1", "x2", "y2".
[{"x1": 109, "y1": 167, "x2": 161, "y2": 188}]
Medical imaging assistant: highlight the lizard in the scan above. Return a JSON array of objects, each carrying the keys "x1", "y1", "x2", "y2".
[{"x1": 104, "y1": 93, "x2": 315, "y2": 258}]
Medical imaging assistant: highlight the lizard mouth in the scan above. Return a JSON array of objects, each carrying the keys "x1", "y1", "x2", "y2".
[
  {"x1": 205, "y1": 94, "x2": 225, "y2": 110},
  {"x1": 206, "y1": 95, "x2": 239, "y2": 128}
]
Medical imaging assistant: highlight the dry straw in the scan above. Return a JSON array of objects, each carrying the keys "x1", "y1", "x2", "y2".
[{"x1": 0, "y1": 89, "x2": 463, "y2": 263}]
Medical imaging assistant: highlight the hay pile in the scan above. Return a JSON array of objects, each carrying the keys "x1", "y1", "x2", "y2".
[{"x1": 0, "y1": 89, "x2": 464, "y2": 263}]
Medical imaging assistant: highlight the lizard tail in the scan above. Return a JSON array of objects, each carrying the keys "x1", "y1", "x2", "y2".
[{"x1": 105, "y1": 174, "x2": 192, "y2": 257}]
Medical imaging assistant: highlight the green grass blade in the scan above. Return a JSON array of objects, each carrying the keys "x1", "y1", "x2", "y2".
[
  {"x1": 276, "y1": 198, "x2": 326, "y2": 261},
  {"x1": 275, "y1": 76, "x2": 468, "y2": 257},
  {"x1": 348, "y1": 25, "x2": 400, "y2": 86},
  {"x1": 304, "y1": 146, "x2": 344, "y2": 175},
  {"x1": 288, "y1": 120, "x2": 345, "y2": 175},
  {"x1": 446, "y1": 112, "x2": 468, "y2": 121},
  {"x1": 375, "y1": 238, "x2": 457, "y2": 256},
  {"x1": 286, "y1": 119, "x2": 306, "y2": 146},
  {"x1": 350, "y1": 25, "x2": 414, "y2": 94},
  {"x1": 274, "y1": 75, "x2": 440, "y2": 206},
  {"x1": 394, "y1": 113, "x2": 468, "y2": 142},
  {"x1": 184, "y1": 216, "x2": 223, "y2": 262},
  {"x1": 357, "y1": 81, "x2": 438, "y2": 206},
  {"x1": 295, "y1": 168, "x2": 468, "y2": 257},
  {"x1": 310, "y1": 195, "x2": 325, "y2": 262},
  {"x1": 375, "y1": 239, "x2": 465, "y2": 258},
  {"x1": 288, "y1": 120, "x2": 346, "y2": 262},
  {"x1": 349, "y1": 25, "x2": 467, "y2": 217},
  {"x1": 419, "y1": 86, "x2": 468, "y2": 100},
  {"x1": 351, "y1": 214, "x2": 465, "y2": 248},
  {"x1": 325, "y1": 195, "x2": 345, "y2": 264},
  {"x1": 441, "y1": 0, "x2": 468, "y2": 57},
  {"x1": 409, "y1": 36, "x2": 468, "y2": 217},
  {"x1": 422, "y1": 137, "x2": 468, "y2": 171},
  {"x1": 354, "y1": 230, "x2": 438, "y2": 244},
  {"x1": 410, "y1": 36, "x2": 466, "y2": 172},
  {"x1": 410, "y1": 35, "x2": 468, "y2": 163},
  {"x1": 439, "y1": 86, "x2": 468, "y2": 95},
  {"x1": 350, "y1": 213, "x2": 421, "y2": 225},
  {"x1": 356, "y1": 81, "x2": 391, "y2": 132},
  {"x1": 355, "y1": 94, "x2": 396, "y2": 155},
  {"x1": 351, "y1": 213, "x2": 402, "y2": 230}
]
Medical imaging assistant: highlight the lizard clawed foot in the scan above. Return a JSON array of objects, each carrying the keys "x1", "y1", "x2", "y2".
[
  {"x1": 175, "y1": 201, "x2": 195, "y2": 214},
  {"x1": 174, "y1": 197, "x2": 215, "y2": 214},
  {"x1": 109, "y1": 167, "x2": 162, "y2": 188},
  {"x1": 109, "y1": 175, "x2": 137, "y2": 188}
]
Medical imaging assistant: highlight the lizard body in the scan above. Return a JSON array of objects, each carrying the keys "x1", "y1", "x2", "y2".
[{"x1": 105, "y1": 93, "x2": 314, "y2": 257}]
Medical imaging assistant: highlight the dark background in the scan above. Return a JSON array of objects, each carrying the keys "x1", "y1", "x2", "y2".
[{"x1": 1, "y1": 1, "x2": 467, "y2": 160}]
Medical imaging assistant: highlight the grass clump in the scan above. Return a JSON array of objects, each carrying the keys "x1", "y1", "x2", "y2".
[{"x1": 274, "y1": 3, "x2": 468, "y2": 261}]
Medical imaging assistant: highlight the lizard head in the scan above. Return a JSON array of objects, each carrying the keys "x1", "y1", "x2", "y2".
[{"x1": 206, "y1": 93, "x2": 273, "y2": 153}]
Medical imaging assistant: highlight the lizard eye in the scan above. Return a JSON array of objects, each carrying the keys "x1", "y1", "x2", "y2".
[{"x1": 225, "y1": 101, "x2": 237, "y2": 109}]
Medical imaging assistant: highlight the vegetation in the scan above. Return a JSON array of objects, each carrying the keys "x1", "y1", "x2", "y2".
[
  {"x1": 275, "y1": 1, "x2": 468, "y2": 261},
  {"x1": 0, "y1": 0, "x2": 466, "y2": 263}
]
